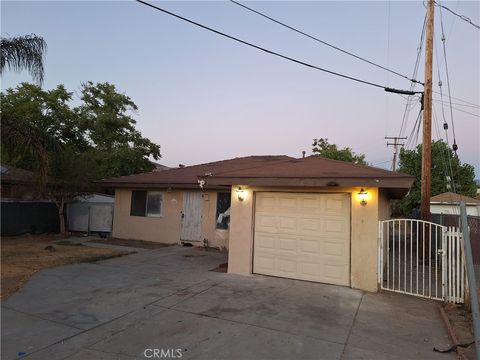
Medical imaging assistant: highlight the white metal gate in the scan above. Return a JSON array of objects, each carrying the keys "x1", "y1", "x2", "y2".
[{"x1": 378, "y1": 219, "x2": 465, "y2": 303}]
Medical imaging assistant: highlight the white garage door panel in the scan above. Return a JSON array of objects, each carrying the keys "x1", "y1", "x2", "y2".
[{"x1": 253, "y1": 192, "x2": 350, "y2": 286}]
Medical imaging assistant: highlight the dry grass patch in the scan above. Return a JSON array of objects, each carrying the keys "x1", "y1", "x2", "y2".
[
  {"x1": 1, "y1": 234, "x2": 129, "y2": 300},
  {"x1": 88, "y1": 237, "x2": 172, "y2": 249}
]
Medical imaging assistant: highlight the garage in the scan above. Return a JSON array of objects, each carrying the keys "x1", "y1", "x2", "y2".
[
  {"x1": 202, "y1": 155, "x2": 414, "y2": 291},
  {"x1": 253, "y1": 192, "x2": 351, "y2": 286}
]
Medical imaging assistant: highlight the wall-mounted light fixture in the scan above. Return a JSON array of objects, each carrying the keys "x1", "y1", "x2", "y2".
[
  {"x1": 236, "y1": 187, "x2": 246, "y2": 201},
  {"x1": 358, "y1": 188, "x2": 368, "y2": 206}
]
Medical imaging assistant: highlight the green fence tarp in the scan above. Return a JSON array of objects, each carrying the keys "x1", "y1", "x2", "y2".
[{"x1": 1, "y1": 202, "x2": 59, "y2": 236}]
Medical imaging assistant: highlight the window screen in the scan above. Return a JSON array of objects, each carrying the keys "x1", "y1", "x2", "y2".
[
  {"x1": 146, "y1": 192, "x2": 163, "y2": 217},
  {"x1": 131, "y1": 191, "x2": 147, "y2": 216},
  {"x1": 216, "y1": 192, "x2": 231, "y2": 229}
]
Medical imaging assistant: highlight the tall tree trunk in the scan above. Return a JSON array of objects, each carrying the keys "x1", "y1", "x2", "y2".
[{"x1": 57, "y1": 198, "x2": 66, "y2": 234}]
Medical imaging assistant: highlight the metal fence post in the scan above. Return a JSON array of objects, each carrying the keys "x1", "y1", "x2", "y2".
[{"x1": 460, "y1": 202, "x2": 480, "y2": 359}]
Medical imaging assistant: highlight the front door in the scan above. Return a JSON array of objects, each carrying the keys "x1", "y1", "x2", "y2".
[{"x1": 181, "y1": 192, "x2": 203, "y2": 242}]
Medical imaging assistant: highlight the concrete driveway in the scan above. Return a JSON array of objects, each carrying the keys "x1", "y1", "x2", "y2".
[{"x1": 2, "y1": 243, "x2": 454, "y2": 360}]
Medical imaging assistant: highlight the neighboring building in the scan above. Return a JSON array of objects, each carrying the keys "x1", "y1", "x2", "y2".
[
  {"x1": 1, "y1": 164, "x2": 39, "y2": 200},
  {"x1": 67, "y1": 193, "x2": 115, "y2": 235},
  {"x1": 1, "y1": 164, "x2": 59, "y2": 235},
  {"x1": 430, "y1": 192, "x2": 480, "y2": 216},
  {"x1": 476, "y1": 179, "x2": 480, "y2": 198},
  {"x1": 99, "y1": 155, "x2": 414, "y2": 292}
]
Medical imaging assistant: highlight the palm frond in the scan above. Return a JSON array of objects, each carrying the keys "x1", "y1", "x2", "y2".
[{"x1": 0, "y1": 34, "x2": 47, "y2": 85}]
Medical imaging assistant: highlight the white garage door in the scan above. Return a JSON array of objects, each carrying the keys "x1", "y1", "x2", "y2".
[{"x1": 253, "y1": 192, "x2": 350, "y2": 286}]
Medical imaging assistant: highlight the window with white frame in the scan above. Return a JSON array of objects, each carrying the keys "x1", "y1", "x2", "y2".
[{"x1": 130, "y1": 190, "x2": 163, "y2": 217}]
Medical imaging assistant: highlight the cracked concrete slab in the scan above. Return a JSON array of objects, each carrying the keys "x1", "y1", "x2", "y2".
[
  {"x1": 346, "y1": 292, "x2": 453, "y2": 360},
  {"x1": 171, "y1": 277, "x2": 363, "y2": 344},
  {"x1": 1, "y1": 245, "x2": 454, "y2": 360},
  {"x1": 1, "y1": 307, "x2": 81, "y2": 360},
  {"x1": 91, "y1": 308, "x2": 344, "y2": 360},
  {"x1": 24, "y1": 305, "x2": 167, "y2": 360}
]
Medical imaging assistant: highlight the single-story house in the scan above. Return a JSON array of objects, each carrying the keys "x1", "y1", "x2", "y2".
[
  {"x1": 99, "y1": 155, "x2": 414, "y2": 292},
  {"x1": 430, "y1": 192, "x2": 480, "y2": 216}
]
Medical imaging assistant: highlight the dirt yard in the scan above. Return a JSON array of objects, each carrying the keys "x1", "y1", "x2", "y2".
[
  {"x1": 1, "y1": 234, "x2": 129, "y2": 300},
  {"x1": 443, "y1": 303, "x2": 475, "y2": 359},
  {"x1": 88, "y1": 237, "x2": 171, "y2": 249}
]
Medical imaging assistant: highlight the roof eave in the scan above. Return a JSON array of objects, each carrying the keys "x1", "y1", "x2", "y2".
[
  {"x1": 203, "y1": 176, "x2": 415, "y2": 189},
  {"x1": 97, "y1": 182, "x2": 229, "y2": 191},
  {"x1": 431, "y1": 201, "x2": 480, "y2": 206}
]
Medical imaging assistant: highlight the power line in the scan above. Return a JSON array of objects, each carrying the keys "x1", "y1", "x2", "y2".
[
  {"x1": 432, "y1": 105, "x2": 457, "y2": 193},
  {"x1": 435, "y1": 1, "x2": 480, "y2": 30},
  {"x1": 433, "y1": 98, "x2": 480, "y2": 109},
  {"x1": 398, "y1": 15, "x2": 427, "y2": 140},
  {"x1": 443, "y1": 104, "x2": 480, "y2": 118},
  {"x1": 135, "y1": 0, "x2": 422, "y2": 94},
  {"x1": 432, "y1": 91, "x2": 479, "y2": 107},
  {"x1": 405, "y1": 109, "x2": 423, "y2": 149},
  {"x1": 371, "y1": 160, "x2": 393, "y2": 167},
  {"x1": 438, "y1": 1, "x2": 459, "y2": 153},
  {"x1": 229, "y1": 0, "x2": 423, "y2": 85},
  {"x1": 433, "y1": 33, "x2": 451, "y2": 145}
]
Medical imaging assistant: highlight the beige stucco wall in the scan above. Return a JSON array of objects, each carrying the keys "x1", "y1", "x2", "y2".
[
  {"x1": 200, "y1": 191, "x2": 229, "y2": 249},
  {"x1": 112, "y1": 189, "x2": 183, "y2": 244},
  {"x1": 228, "y1": 186, "x2": 384, "y2": 292},
  {"x1": 112, "y1": 189, "x2": 230, "y2": 248},
  {"x1": 378, "y1": 189, "x2": 391, "y2": 221},
  {"x1": 377, "y1": 189, "x2": 391, "y2": 276},
  {"x1": 200, "y1": 191, "x2": 216, "y2": 246}
]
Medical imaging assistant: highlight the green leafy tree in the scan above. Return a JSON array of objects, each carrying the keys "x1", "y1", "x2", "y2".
[
  {"x1": 1, "y1": 83, "x2": 92, "y2": 232},
  {"x1": 0, "y1": 35, "x2": 47, "y2": 85},
  {"x1": 397, "y1": 140, "x2": 477, "y2": 216},
  {"x1": 78, "y1": 81, "x2": 161, "y2": 178},
  {"x1": 1, "y1": 82, "x2": 161, "y2": 232},
  {"x1": 1, "y1": 83, "x2": 83, "y2": 189},
  {"x1": 312, "y1": 138, "x2": 367, "y2": 165}
]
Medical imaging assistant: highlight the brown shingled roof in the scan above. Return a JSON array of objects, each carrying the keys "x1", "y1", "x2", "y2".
[
  {"x1": 98, "y1": 155, "x2": 293, "y2": 189},
  {"x1": 99, "y1": 155, "x2": 414, "y2": 197},
  {"x1": 210, "y1": 156, "x2": 411, "y2": 179},
  {"x1": 204, "y1": 156, "x2": 414, "y2": 192},
  {"x1": 1, "y1": 164, "x2": 36, "y2": 184},
  {"x1": 430, "y1": 192, "x2": 480, "y2": 205}
]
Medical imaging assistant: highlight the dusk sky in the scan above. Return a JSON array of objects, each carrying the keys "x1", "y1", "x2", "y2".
[{"x1": 2, "y1": 1, "x2": 479, "y2": 176}]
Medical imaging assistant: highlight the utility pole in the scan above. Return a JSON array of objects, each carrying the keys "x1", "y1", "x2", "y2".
[
  {"x1": 385, "y1": 136, "x2": 406, "y2": 171},
  {"x1": 420, "y1": 0, "x2": 434, "y2": 222}
]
